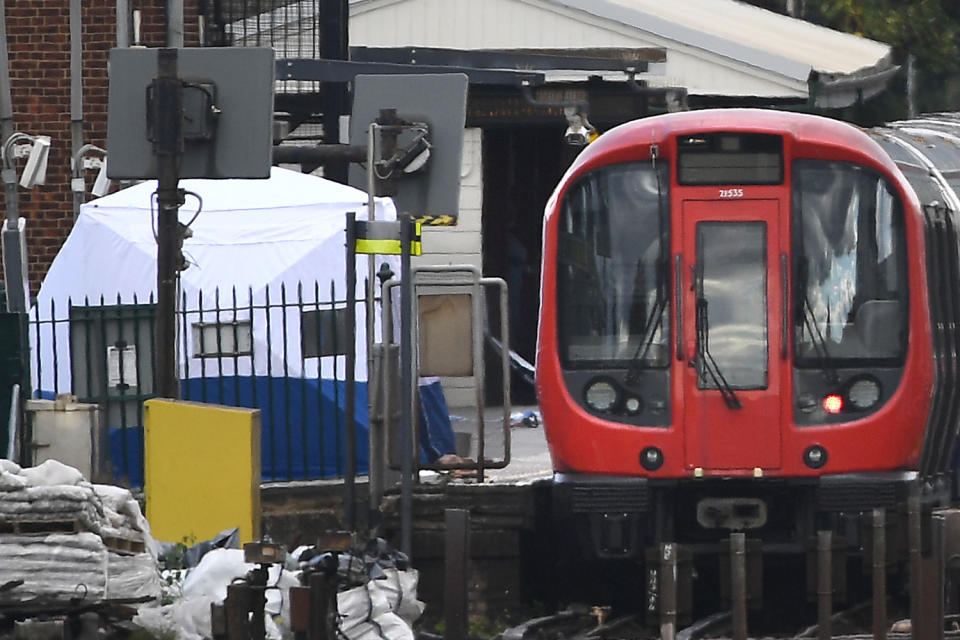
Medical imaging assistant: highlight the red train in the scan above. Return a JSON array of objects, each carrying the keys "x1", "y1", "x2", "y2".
[{"x1": 536, "y1": 109, "x2": 960, "y2": 613}]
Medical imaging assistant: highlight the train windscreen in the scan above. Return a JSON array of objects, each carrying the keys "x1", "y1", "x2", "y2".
[
  {"x1": 557, "y1": 163, "x2": 670, "y2": 368},
  {"x1": 792, "y1": 159, "x2": 908, "y2": 365}
]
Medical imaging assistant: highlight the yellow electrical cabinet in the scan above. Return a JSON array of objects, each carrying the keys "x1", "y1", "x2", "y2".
[{"x1": 144, "y1": 399, "x2": 261, "y2": 545}]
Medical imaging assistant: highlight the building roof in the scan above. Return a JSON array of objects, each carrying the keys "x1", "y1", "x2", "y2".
[
  {"x1": 551, "y1": 0, "x2": 891, "y2": 79},
  {"x1": 346, "y1": 0, "x2": 898, "y2": 106}
]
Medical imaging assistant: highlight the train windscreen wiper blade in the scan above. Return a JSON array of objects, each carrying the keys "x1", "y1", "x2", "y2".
[
  {"x1": 694, "y1": 297, "x2": 742, "y2": 409},
  {"x1": 799, "y1": 292, "x2": 840, "y2": 386},
  {"x1": 625, "y1": 276, "x2": 668, "y2": 384}
]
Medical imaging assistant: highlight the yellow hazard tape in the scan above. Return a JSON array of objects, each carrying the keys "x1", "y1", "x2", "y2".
[
  {"x1": 416, "y1": 215, "x2": 457, "y2": 226},
  {"x1": 355, "y1": 238, "x2": 422, "y2": 256}
]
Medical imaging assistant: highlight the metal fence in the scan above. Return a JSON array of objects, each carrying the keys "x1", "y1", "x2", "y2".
[
  {"x1": 30, "y1": 279, "x2": 371, "y2": 486},
  {"x1": 201, "y1": 0, "x2": 322, "y2": 56}
]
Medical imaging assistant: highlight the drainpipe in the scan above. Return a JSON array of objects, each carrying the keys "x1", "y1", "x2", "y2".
[
  {"x1": 117, "y1": 0, "x2": 131, "y2": 47},
  {"x1": 168, "y1": 0, "x2": 184, "y2": 47},
  {"x1": 70, "y1": 0, "x2": 85, "y2": 220},
  {"x1": 1, "y1": 0, "x2": 17, "y2": 196}
]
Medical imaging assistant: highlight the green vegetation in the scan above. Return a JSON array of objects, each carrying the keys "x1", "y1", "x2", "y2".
[{"x1": 750, "y1": 0, "x2": 960, "y2": 124}]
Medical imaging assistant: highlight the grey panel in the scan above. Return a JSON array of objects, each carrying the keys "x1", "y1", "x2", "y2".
[
  {"x1": 348, "y1": 73, "x2": 468, "y2": 222},
  {"x1": 107, "y1": 47, "x2": 275, "y2": 180}
]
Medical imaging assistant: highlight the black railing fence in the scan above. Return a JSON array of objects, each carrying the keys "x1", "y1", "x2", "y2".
[{"x1": 30, "y1": 279, "x2": 373, "y2": 486}]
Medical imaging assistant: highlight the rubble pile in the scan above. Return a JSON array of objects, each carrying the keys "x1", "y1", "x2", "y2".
[{"x1": 0, "y1": 458, "x2": 161, "y2": 605}]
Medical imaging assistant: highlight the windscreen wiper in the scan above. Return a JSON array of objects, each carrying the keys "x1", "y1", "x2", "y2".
[
  {"x1": 625, "y1": 293, "x2": 666, "y2": 384},
  {"x1": 694, "y1": 297, "x2": 742, "y2": 409},
  {"x1": 798, "y1": 291, "x2": 840, "y2": 386},
  {"x1": 625, "y1": 259, "x2": 668, "y2": 384}
]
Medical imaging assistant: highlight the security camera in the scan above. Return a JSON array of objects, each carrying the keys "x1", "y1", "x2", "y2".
[
  {"x1": 563, "y1": 109, "x2": 594, "y2": 147},
  {"x1": 564, "y1": 125, "x2": 591, "y2": 146},
  {"x1": 19, "y1": 136, "x2": 50, "y2": 189}
]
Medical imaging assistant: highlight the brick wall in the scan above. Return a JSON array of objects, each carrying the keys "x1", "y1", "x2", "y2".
[{"x1": 2, "y1": 1, "x2": 199, "y2": 294}]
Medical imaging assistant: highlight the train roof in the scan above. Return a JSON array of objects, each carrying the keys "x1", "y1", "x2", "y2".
[
  {"x1": 868, "y1": 114, "x2": 960, "y2": 213},
  {"x1": 574, "y1": 108, "x2": 890, "y2": 172}
]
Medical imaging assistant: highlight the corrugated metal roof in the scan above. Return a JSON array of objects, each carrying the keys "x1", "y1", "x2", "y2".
[
  {"x1": 550, "y1": 0, "x2": 892, "y2": 80},
  {"x1": 346, "y1": 0, "x2": 896, "y2": 105}
]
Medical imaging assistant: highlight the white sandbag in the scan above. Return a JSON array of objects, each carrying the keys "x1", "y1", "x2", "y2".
[
  {"x1": 139, "y1": 548, "x2": 294, "y2": 640},
  {"x1": 107, "y1": 550, "x2": 163, "y2": 600},
  {"x1": 338, "y1": 579, "x2": 415, "y2": 640},
  {"x1": 375, "y1": 569, "x2": 425, "y2": 625},
  {"x1": 20, "y1": 459, "x2": 85, "y2": 486},
  {"x1": 0, "y1": 533, "x2": 108, "y2": 599},
  {"x1": 0, "y1": 469, "x2": 27, "y2": 491},
  {"x1": 0, "y1": 459, "x2": 21, "y2": 474}
]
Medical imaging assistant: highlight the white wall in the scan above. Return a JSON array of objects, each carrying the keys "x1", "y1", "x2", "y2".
[{"x1": 413, "y1": 128, "x2": 484, "y2": 408}]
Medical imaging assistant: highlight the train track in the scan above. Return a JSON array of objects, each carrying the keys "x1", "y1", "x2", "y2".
[{"x1": 492, "y1": 607, "x2": 960, "y2": 640}]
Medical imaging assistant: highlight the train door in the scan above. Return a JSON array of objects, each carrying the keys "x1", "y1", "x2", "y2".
[{"x1": 680, "y1": 199, "x2": 785, "y2": 472}]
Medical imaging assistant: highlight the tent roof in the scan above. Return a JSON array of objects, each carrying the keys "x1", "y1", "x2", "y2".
[
  {"x1": 43, "y1": 167, "x2": 395, "y2": 302},
  {"x1": 88, "y1": 166, "x2": 375, "y2": 212}
]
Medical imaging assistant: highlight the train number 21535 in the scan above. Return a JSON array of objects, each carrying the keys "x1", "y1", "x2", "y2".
[{"x1": 719, "y1": 188, "x2": 744, "y2": 198}]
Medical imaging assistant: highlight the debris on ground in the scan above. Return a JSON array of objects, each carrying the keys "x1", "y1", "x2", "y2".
[{"x1": 510, "y1": 410, "x2": 540, "y2": 429}]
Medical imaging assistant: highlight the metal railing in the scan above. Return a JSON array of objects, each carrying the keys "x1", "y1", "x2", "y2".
[{"x1": 29, "y1": 279, "x2": 371, "y2": 485}]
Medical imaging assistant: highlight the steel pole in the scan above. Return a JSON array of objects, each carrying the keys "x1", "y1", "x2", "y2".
[
  {"x1": 154, "y1": 49, "x2": 183, "y2": 399},
  {"x1": 818, "y1": 530, "x2": 833, "y2": 640},
  {"x1": 366, "y1": 123, "x2": 382, "y2": 526},
  {"x1": 344, "y1": 211, "x2": 357, "y2": 531},
  {"x1": 399, "y1": 215, "x2": 413, "y2": 560},
  {"x1": 444, "y1": 509, "x2": 470, "y2": 640},
  {"x1": 873, "y1": 508, "x2": 887, "y2": 640},
  {"x1": 731, "y1": 534, "x2": 747, "y2": 640}
]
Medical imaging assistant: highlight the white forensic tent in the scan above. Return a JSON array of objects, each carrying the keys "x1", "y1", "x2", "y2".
[{"x1": 33, "y1": 167, "x2": 396, "y2": 481}]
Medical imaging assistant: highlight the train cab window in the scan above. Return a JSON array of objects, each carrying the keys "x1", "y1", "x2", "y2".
[
  {"x1": 792, "y1": 160, "x2": 907, "y2": 365},
  {"x1": 557, "y1": 163, "x2": 670, "y2": 368}
]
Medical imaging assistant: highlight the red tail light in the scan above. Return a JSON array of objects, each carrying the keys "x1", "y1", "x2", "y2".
[{"x1": 823, "y1": 394, "x2": 843, "y2": 414}]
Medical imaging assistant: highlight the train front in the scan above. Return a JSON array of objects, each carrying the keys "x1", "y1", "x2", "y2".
[{"x1": 536, "y1": 110, "x2": 934, "y2": 576}]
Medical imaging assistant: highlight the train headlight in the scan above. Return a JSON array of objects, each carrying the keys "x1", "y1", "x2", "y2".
[
  {"x1": 640, "y1": 447, "x2": 664, "y2": 471},
  {"x1": 584, "y1": 378, "x2": 619, "y2": 412},
  {"x1": 847, "y1": 377, "x2": 881, "y2": 410},
  {"x1": 803, "y1": 445, "x2": 828, "y2": 469}
]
